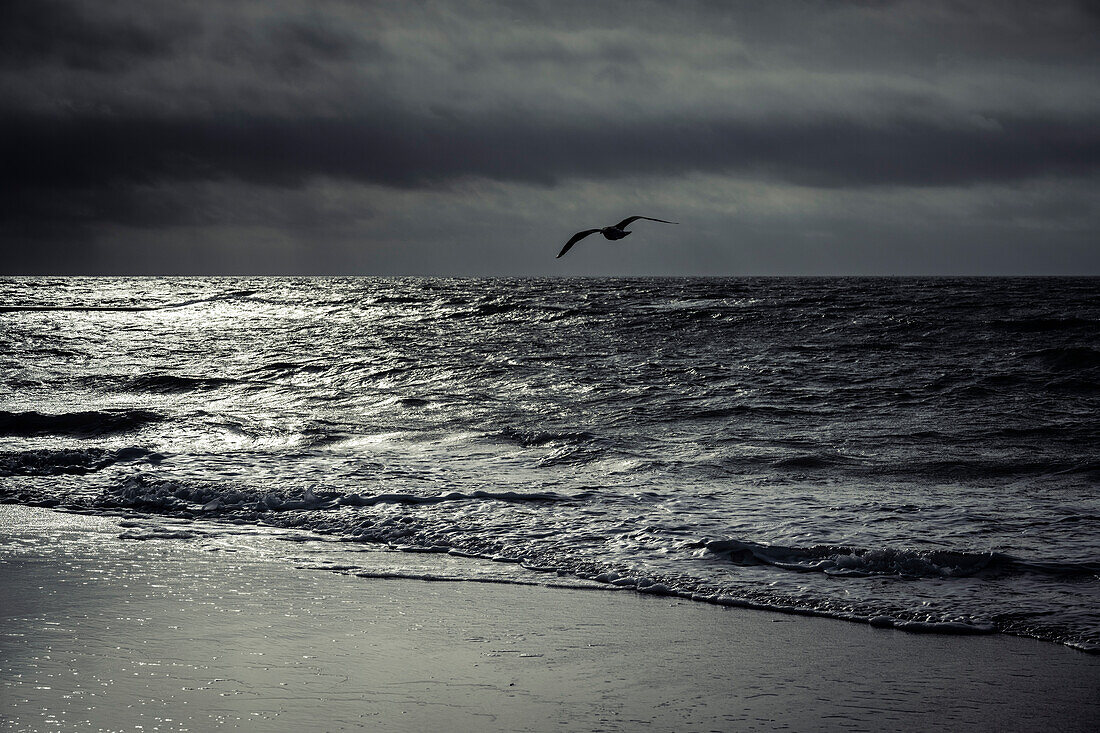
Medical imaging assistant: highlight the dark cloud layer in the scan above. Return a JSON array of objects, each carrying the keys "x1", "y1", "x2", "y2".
[
  {"x1": 1, "y1": 0, "x2": 1098, "y2": 274},
  {"x1": 0, "y1": 0, "x2": 196, "y2": 72},
  {"x1": 4, "y1": 109, "x2": 1097, "y2": 192}
]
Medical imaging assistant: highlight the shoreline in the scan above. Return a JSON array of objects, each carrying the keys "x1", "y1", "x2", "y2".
[
  {"x1": 11, "y1": 500, "x2": 1090, "y2": 652},
  {"x1": 2, "y1": 505, "x2": 1098, "y2": 732}
]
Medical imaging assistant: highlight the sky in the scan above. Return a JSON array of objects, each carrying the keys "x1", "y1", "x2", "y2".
[{"x1": 1, "y1": 0, "x2": 1098, "y2": 275}]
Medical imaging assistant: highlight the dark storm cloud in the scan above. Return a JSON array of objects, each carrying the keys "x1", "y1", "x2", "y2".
[
  {"x1": 3, "y1": 109, "x2": 1097, "y2": 195},
  {"x1": 0, "y1": 0, "x2": 380, "y2": 83},
  {"x1": 1, "y1": 0, "x2": 1098, "y2": 273},
  {"x1": 207, "y1": 13, "x2": 382, "y2": 79},
  {"x1": 0, "y1": 0, "x2": 197, "y2": 72}
]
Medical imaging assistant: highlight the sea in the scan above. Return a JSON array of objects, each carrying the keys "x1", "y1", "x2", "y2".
[{"x1": 1, "y1": 276, "x2": 1097, "y2": 652}]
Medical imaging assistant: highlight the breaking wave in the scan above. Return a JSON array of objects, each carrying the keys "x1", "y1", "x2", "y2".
[
  {"x1": 0, "y1": 410, "x2": 164, "y2": 437},
  {"x1": 699, "y1": 538, "x2": 1100, "y2": 579},
  {"x1": 0, "y1": 446, "x2": 159, "y2": 476},
  {"x1": 94, "y1": 475, "x2": 568, "y2": 514}
]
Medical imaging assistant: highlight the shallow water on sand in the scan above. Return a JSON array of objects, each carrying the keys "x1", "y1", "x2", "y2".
[{"x1": 1, "y1": 276, "x2": 1098, "y2": 649}]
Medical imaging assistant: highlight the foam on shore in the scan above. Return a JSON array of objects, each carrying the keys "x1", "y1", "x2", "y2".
[{"x1": 1, "y1": 505, "x2": 1098, "y2": 732}]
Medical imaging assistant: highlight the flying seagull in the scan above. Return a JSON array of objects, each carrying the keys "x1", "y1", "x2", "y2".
[{"x1": 557, "y1": 216, "x2": 678, "y2": 258}]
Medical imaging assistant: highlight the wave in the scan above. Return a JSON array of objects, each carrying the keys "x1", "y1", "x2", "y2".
[
  {"x1": 698, "y1": 452, "x2": 1100, "y2": 483},
  {"x1": 993, "y1": 316, "x2": 1100, "y2": 332},
  {"x1": 493, "y1": 427, "x2": 599, "y2": 448},
  {"x1": 96, "y1": 475, "x2": 568, "y2": 513},
  {"x1": 1049, "y1": 461, "x2": 1100, "y2": 477},
  {"x1": 0, "y1": 446, "x2": 160, "y2": 476},
  {"x1": 534, "y1": 444, "x2": 608, "y2": 467},
  {"x1": 119, "y1": 527, "x2": 203, "y2": 541},
  {"x1": 1045, "y1": 377, "x2": 1100, "y2": 394},
  {"x1": 709, "y1": 451, "x2": 1100, "y2": 481},
  {"x1": 0, "y1": 289, "x2": 255, "y2": 313},
  {"x1": 78, "y1": 373, "x2": 240, "y2": 393},
  {"x1": 927, "y1": 368, "x2": 1099, "y2": 398},
  {"x1": 0, "y1": 305, "x2": 164, "y2": 313},
  {"x1": 0, "y1": 409, "x2": 164, "y2": 437},
  {"x1": 1027, "y1": 347, "x2": 1100, "y2": 371},
  {"x1": 983, "y1": 423, "x2": 1098, "y2": 440},
  {"x1": 447, "y1": 303, "x2": 521, "y2": 319},
  {"x1": 339, "y1": 489, "x2": 563, "y2": 507},
  {"x1": 698, "y1": 538, "x2": 1100, "y2": 579},
  {"x1": 10, "y1": 489, "x2": 1085, "y2": 647},
  {"x1": 85, "y1": 473, "x2": 1094, "y2": 586},
  {"x1": 338, "y1": 566, "x2": 997, "y2": 638},
  {"x1": 770, "y1": 453, "x2": 854, "y2": 470},
  {"x1": 880, "y1": 457, "x2": 1100, "y2": 481},
  {"x1": 127, "y1": 374, "x2": 239, "y2": 393},
  {"x1": 679, "y1": 404, "x2": 818, "y2": 420},
  {"x1": 249, "y1": 361, "x2": 332, "y2": 375}
]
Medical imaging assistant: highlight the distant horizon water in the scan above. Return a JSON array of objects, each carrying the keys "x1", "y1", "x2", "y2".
[{"x1": 4, "y1": 273, "x2": 1100, "y2": 279}]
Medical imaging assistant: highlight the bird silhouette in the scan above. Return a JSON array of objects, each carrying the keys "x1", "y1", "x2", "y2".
[{"x1": 557, "y1": 216, "x2": 678, "y2": 258}]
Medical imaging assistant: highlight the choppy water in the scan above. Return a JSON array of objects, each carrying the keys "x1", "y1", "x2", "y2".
[{"x1": 1, "y1": 276, "x2": 1098, "y2": 650}]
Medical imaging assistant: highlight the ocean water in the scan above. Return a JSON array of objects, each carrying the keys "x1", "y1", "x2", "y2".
[{"x1": 1, "y1": 276, "x2": 1098, "y2": 651}]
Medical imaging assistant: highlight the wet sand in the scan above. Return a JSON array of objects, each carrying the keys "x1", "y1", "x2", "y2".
[{"x1": 1, "y1": 505, "x2": 1097, "y2": 732}]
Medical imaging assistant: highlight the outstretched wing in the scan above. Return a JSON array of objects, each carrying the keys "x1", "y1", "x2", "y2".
[
  {"x1": 557, "y1": 229, "x2": 601, "y2": 258},
  {"x1": 614, "y1": 215, "x2": 679, "y2": 229}
]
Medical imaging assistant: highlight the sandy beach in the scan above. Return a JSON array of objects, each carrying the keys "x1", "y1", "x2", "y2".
[{"x1": 0, "y1": 505, "x2": 1097, "y2": 732}]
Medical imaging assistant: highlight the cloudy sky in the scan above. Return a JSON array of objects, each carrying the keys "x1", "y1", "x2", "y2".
[{"x1": 2, "y1": 0, "x2": 1097, "y2": 275}]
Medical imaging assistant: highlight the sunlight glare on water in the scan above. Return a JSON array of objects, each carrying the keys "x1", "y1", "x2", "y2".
[{"x1": 1, "y1": 276, "x2": 1098, "y2": 650}]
